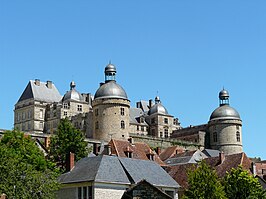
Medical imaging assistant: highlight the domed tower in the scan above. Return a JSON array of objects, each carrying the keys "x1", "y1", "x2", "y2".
[
  {"x1": 208, "y1": 89, "x2": 243, "y2": 155},
  {"x1": 147, "y1": 96, "x2": 179, "y2": 138},
  {"x1": 92, "y1": 63, "x2": 130, "y2": 141}
]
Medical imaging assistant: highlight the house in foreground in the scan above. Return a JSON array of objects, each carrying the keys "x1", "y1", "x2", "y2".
[{"x1": 58, "y1": 155, "x2": 180, "y2": 199}]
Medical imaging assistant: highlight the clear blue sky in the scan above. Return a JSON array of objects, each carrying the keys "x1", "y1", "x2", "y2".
[{"x1": 1, "y1": 1, "x2": 265, "y2": 159}]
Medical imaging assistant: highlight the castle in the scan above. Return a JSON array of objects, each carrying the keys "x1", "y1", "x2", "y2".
[{"x1": 14, "y1": 63, "x2": 243, "y2": 155}]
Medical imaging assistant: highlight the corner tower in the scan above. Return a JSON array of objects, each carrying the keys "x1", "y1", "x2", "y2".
[
  {"x1": 92, "y1": 63, "x2": 130, "y2": 141},
  {"x1": 208, "y1": 89, "x2": 243, "y2": 155}
]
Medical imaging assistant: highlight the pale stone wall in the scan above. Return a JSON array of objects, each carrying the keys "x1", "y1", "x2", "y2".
[
  {"x1": 208, "y1": 119, "x2": 242, "y2": 155},
  {"x1": 129, "y1": 123, "x2": 149, "y2": 136},
  {"x1": 94, "y1": 187, "x2": 126, "y2": 199},
  {"x1": 92, "y1": 98, "x2": 130, "y2": 141}
]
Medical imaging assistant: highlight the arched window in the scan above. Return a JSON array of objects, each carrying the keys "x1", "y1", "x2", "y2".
[
  {"x1": 213, "y1": 132, "x2": 218, "y2": 142},
  {"x1": 236, "y1": 131, "x2": 240, "y2": 142},
  {"x1": 121, "y1": 121, "x2": 125, "y2": 129}
]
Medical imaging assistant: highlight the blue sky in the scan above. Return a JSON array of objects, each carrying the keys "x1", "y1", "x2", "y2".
[{"x1": 1, "y1": 1, "x2": 265, "y2": 159}]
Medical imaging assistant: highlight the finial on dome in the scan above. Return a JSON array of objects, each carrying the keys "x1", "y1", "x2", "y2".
[{"x1": 155, "y1": 96, "x2": 161, "y2": 104}]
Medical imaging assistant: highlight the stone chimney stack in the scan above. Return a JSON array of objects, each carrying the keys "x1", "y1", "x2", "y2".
[
  {"x1": 155, "y1": 147, "x2": 161, "y2": 155},
  {"x1": 35, "y1": 79, "x2": 40, "y2": 86},
  {"x1": 219, "y1": 151, "x2": 225, "y2": 164},
  {"x1": 252, "y1": 162, "x2": 257, "y2": 177},
  {"x1": 149, "y1": 99, "x2": 153, "y2": 108},
  {"x1": 66, "y1": 152, "x2": 75, "y2": 171},
  {"x1": 46, "y1": 80, "x2": 52, "y2": 89}
]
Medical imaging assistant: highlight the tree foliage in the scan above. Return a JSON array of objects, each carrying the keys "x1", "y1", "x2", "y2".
[
  {"x1": 183, "y1": 161, "x2": 227, "y2": 199},
  {"x1": 223, "y1": 166, "x2": 266, "y2": 199},
  {"x1": 0, "y1": 130, "x2": 59, "y2": 199},
  {"x1": 49, "y1": 118, "x2": 88, "y2": 172}
]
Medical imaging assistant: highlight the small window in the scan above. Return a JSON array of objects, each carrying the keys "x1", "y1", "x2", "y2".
[
  {"x1": 77, "y1": 186, "x2": 92, "y2": 199},
  {"x1": 39, "y1": 109, "x2": 44, "y2": 119},
  {"x1": 213, "y1": 132, "x2": 218, "y2": 142},
  {"x1": 120, "y1": 108, "x2": 125, "y2": 116},
  {"x1": 64, "y1": 111, "x2": 67, "y2": 116},
  {"x1": 262, "y1": 169, "x2": 266, "y2": 175},
  {"x1": 77, "y1": 105, "x2": 82, "y2": 112},
  {"x1": 121, "y1": 121, "x2": 125, "y2": 129},
  {"x1": 95, "y1": 121, "x2": 99, "y2": 129},
  {"x1": 164, "y1": 129, "x2": 169, "y2": 138},
  {"x1": 63, "y1": 103, "x2": 69, "y2": 109},
  {"x1": 160, "y1": 132, "x2": 163, "y2": 138},
  {"x1": 164, "y1": 118, "x2": 168, "y2": 124},
  {"x1": 236, "y1": 125, "x2": 240, "y2": 130},
  {"x1": 28, "y1": 110, "x2": 32, "y2": 119},
  {"x1": 137, "y1": 125, "x2": 139, "y2": 131},
  {"x1": 95, "y1": 109, "x2": 98, "y2": 116},
  {"x1": 236, "y1": 131, "x2": 240, "y2": 142},
  {"x1": 141, "y1": 126, "x2": 144, "y2": 131}
]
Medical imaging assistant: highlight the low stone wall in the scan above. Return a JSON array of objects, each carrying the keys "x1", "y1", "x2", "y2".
[{"x1": 129, "y1": 134, "x2": 202, "y2": 151}]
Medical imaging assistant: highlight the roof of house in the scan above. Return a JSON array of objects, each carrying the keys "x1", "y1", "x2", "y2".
[
  {"x1": 109, "y1": 139, "x2": 166, "y2": 166},
  {"x1": 17, "y1": 80, "x2": 62, "y2": 103},
  {"x1": 58, "y1": 155, "x2": 130, "y2": 185},
  {"x1": 166, "y1": 152, "x2": 252, "y2": 189},
  {"x1": 159, "y1": 146, "x2": 185, "y2": 161},
  {"x1": 202, "y1": 149, "x2": 220, "y2": 157},
  {"x1": 121, "y1": 179, "x2": 173, "y2": 199},
  {"x1": 129, "y1": 108, "x2": 148, "y2": 125},
  {"x1": 59, "y1": 155, "x2": 180, "y2": 189},
  {"x1": 256, "y1": 175, "x2": 266, "y2": 190}
]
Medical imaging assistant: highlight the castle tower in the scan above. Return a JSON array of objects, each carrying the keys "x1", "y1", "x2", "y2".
[
  {"x1": 92, "y1": 63, "x2": 130, "y2": 141},
  {"x1": 208, "y1": 89, "x2": 243, "y2": 155}
]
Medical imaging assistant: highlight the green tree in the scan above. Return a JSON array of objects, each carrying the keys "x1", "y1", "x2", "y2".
[
  {"x1": 0, "y1": 130, "x2": 59, "y2": 199},
  {"x1": 183, "y1": 161, "x2": 227, "y2": 199},
  {"x1": 223, "y1": 166, "x2": 266, "y2": 199},
  {"x1": 49, "y1": 118, "x2": 88, "y2": 172}
]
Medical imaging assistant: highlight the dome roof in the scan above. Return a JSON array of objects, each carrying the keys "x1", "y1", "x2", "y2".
[
  {"x1": 62, "y1": 81, "x2": 83, "y2": 102},
  {"x1": 219, "y1": 89, "x2": 229, "y2": 100},
  {"x1": 210, "y1": 105, "x2": 240, "y2": 120},
  {"x1": 94, "y1": 81, "x2": 128, "y2": 100},
  {"x1": 149, "y1": 103, "x2": 168, "y2": 115},
  {"x1": 105, "y1": 63, "x2": 116, "y2": 73}
]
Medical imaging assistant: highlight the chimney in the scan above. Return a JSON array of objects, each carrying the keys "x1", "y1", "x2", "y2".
[
  {"x1": 46, "y1": 80, "x2": 52, "y2": 89},
  {"x1": 93, "y1": 143, "x2": 100, "y2": 155},
  {"x1": 251, "y1": 162, "x2": 257, "y2": 177},
  {"x1": 66, "y1": 152, "x2": 75, "y2": 171},
  {"x1": 35, "y1": 79, "x2": 40, "y2": 86},
  {"x1": 136, "y1": 102, "x2": 141, "y2": 108},
  {"x1": 155, "y1": 147, "x2": 161, "y2": 155},
  {"x1": 128, "y1": 137, "x2": 134, "y2": 144},
  {"x1": 219, "y1": 151, "x2": 225, "y2": 164},
  {"x1": 149, "y1": 99, "x2": 153, "y2": 108},
  {"x1": 104, "y1": 144, "x2": 111, "y2": 155}
]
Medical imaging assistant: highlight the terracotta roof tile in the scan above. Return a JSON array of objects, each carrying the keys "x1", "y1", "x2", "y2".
[
  {"x1": 159, "y1": 146, "x2": 185, "y2": 161},
  {"x1": 109, "y1": 139, "x2": 166, "y2": 166}
]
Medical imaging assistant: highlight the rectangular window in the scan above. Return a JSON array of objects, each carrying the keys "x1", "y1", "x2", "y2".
[
  {"x1": 63, "y1": 103, "x2": 70, "y2": 109},
  {"x1": 137, "y1": 125, "x2": 139, "y2": 131},
  {"x1": 28, "y1": 110, "x2": 32, "y2": 119},
  {"x1": 39, "y1": 109, "x2": 43, "y2": 119},
  {"x1": 28, "y1": 121, "x2": 31, "y2": 130},
  {"x1": 77, "y1": 186, "x2": 92, "y2": 199},
  {"x1": 141, "y1": 126, "x2": 144, "y2": 131},
  {"x1": 213, "y1": 132, "x2": 218, "y2": 142},
  {"x1": 164, "y1": 129, "x2": 169, "y2": 138},
  {"x1": 262, "y1": 169, "x2": 266, "y2": 175},
  {"x1": 77, "y1": 105, "x2": 82, "y2": 112},
  {"x1": 120, "y1": 108, "x2": 124, "y2": 116},
  {"x1": 95, "y1": 109, "x2": 98, "y2": 116},
  {"x1": 164, "y1": 118, "x2": 168, "y2": 124},
  {"x1": 160, "y1": 132, "x2": 163, "y2": 138},
  {"x1": 64, "y1": 111, "x2": 68, "y2": 116}
]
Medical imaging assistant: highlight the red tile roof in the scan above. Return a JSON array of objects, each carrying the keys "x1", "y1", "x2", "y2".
[
  {"x1": 166, "y1": 152, "x2": 252, "y2": 189},
  {"x1": 109, "y1": 139, "x2": 166, "y2": 166},
  {"x1": 159, "y1": 146, "x2": 185, "y2": 161}
]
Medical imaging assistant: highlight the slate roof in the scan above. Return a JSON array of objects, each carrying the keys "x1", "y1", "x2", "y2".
[
  {"x1": 129, "y1": 108, "x2": 148, "y2": 125},
  {"x1": 202, "y1": 149, "x2": 220, "y2": 157},
  {"x1": 119, "y1": 157, "x2": 180, "y2": 188},
  {"x1": 109, "y1": 139, "x2": 166, "y2": 166},
  {"x1": 18, "y1": 80, "x2": 62, "y2": 103},
  {"x1": 59, "y1": 155, "x2": 180, "y2": 189},
  {"x1": 58, "y1": 155, "x2": 130, "y2": 184}
]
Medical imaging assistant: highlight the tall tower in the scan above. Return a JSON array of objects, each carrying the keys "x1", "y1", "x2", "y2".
[
  {"x1": 92, "y1": 63, "x2": 130, "y2": 141},
  {"x1": 208, "y1": 89, "x2": 243, "y2": 155}
]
